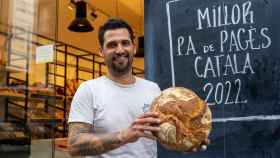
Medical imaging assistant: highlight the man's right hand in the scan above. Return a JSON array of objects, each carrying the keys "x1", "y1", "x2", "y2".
[{"x1": 119, "y1": 112, "x2": 161, "y2": 143}]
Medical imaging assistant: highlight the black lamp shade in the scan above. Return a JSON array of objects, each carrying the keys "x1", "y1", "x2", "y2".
[
  {"x1": 68, "y1": 18, "x2": 93, "y2": 32},
  {"x1": 68, "y1": 1, "x2": 94, "y2": 32}
]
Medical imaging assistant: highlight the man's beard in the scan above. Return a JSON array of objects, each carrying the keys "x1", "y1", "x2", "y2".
[{"x1": 106, "y1": 52, "x2": 133, "y2": 76}]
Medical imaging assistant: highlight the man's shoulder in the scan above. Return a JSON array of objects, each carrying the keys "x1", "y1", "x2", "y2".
[{"x1": 136, "y1": 77, "x2": 160, "y2": 89}]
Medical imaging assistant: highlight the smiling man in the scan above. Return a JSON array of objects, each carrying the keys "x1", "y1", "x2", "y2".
[{"x1": 67, "y1": 18, "x2": 162, "y2": 158}]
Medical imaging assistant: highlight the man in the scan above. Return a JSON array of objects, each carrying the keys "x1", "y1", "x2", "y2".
[{"x1": 68, "y1": 18, "x2": 162, "y2": 158}]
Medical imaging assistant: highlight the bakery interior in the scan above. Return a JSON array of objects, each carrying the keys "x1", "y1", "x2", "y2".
[{"x1": 0, "y1": 0, "x2": 144, "y2": 157}]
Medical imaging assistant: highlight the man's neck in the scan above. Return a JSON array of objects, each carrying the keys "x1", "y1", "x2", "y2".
[{"x1": 107, "y1": 71, "x2": 136, "y2": 85}]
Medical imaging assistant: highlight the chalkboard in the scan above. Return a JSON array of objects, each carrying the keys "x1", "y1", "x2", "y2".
[{"x1": 144, "y1": 0, "x2": 280, "y2": 158}]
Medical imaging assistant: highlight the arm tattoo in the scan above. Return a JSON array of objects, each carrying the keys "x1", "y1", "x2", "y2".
[{"x1": 68, "y1": 122, "x2": 124, "y2": 156}]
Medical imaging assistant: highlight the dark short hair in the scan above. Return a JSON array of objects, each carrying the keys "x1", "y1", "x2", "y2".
[{"x1": 98, "y1": 18, "x2": 135, "y2": 48}]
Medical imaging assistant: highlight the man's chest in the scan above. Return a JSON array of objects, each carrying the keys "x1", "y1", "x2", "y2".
[{"x1": 92, "y1": 92, "x2": 153, "y2": 133}]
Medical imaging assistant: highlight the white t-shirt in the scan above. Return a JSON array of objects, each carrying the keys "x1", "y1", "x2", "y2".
[{"x1": 68, "y1": 76, "x2": 161, "y2": 158}]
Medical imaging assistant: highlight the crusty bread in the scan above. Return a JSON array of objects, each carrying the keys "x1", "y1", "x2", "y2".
[
  {"x1": 66, "y1": 79, "x2": 79, "y2": 96},
  {"x1": 150, "y1": 87, "x2": 212, "y2": 152}
]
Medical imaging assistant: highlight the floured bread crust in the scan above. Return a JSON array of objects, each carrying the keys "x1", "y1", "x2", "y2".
[{"x1": 150, "y1": 87, "x2": 212, "y2": 151}]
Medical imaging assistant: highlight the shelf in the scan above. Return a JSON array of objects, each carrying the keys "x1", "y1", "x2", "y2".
[
  {"x1": 30, "y1": 93, "x2": 64, "y2": 101},
  {"x1": 0, "y1": 91, "x2": 25, "y2": 99},
  {"x1": 7, "y1": 113, "x2": 25, "y2": 121},
  {"x1": 1, "y1": 23, "x2": 99, "y2": 138},
  {"x1": 0, "y1": 88, "x2": 63, "y2": 101},
  {"x1": 8, "y1": 110, "x2": 64, "y2": 123},
  {"x1": 27, "y1": 113, "x2": 64, "y2": 123},
  {"x1": 46, "y1": 103, "x2": 64, "y2": 111},
  {"x1": 0, "y1": 131, "x2": 26, "y2": 140},
  {"x1": 55, "y1": 60, "x2": 94, "y2": 73},
  {"x1": 0, "y1": 122, "x2": 30, "y2": 145},
  {"x1": 54, "y1": 60, "x2": 107, "y2": 74},
  {"x1": 0, "y1": 65, "x2": 27, "y2": 73}
]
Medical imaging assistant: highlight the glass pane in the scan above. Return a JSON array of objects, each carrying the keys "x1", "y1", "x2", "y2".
[{"x1": 0, "y1": 0, "x2": 58, "y2": 157}]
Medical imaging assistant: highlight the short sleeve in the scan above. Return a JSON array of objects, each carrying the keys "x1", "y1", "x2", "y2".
[
  {"x1": 153, "y1": 83, "x2": 162, "y2": 98},
  {"x1": 68, "y1": 82, "x2": 94, "y2": 125}
]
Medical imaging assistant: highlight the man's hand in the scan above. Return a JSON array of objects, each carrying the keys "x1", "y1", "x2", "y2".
[
  {"x1": 199, "y1": 139, "x2": 210, "y2": 151},
  {"x1": 187, "y1": 139, "x2": 210, "y2": 153},
  {"x1": 120, "y1": 112, "x2": 161, "y2": 143}
]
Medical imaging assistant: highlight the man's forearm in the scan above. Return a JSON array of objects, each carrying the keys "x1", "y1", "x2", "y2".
[
  {"x1": 68, "y1": 112, "x2": 161, "y2": 156},
  {"x1": 68, "y1": 131, "x2": 125, "y2": 156},
  {"x1": 68, "y1": 122, "x2": 128, "y2": 156}
]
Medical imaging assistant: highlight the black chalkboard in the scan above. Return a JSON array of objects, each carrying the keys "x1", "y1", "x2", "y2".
[{"x1": 144, "y1": 0, "x2": 280, "y2": 157}]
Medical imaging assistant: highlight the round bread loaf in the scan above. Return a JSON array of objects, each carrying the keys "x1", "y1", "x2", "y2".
[{"x1": 150, "y1": 87, "x2": 212, "y2": 152}]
